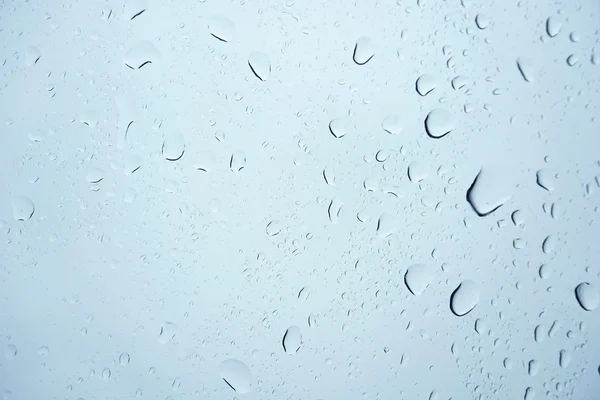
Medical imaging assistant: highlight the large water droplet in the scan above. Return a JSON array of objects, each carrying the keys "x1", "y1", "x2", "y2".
[
  {"x1": 208, "y1": 16, "x2": 236, "y2": 42},
  {"x1": 416, "y1": 74, "x2": 436, "y2": 96},
  {"x1": 219, "y1": 359, "x2": 252, "y2": 394},
  {"x1": 404, "y1": 264, "x2": 433, "y2": 296},
  {"x1": 381, "y1": 115, "x2": 403, "y2": 135},
  {"x1": 450, "y1": 280, "x2": 480, "y2": 317},
  {"x1": 425, "y1": 109, "x2": 454, "y2": 138},
  {"x1": 248, "y1": 51, "x2": 271, "y2": 81},
  {"x1": 575, "y1": 282, "x2": 598, "y2": 311},
  {"x1": 466, "y1": 166, "x2": 513, "y2": 217},
  {"x1": 124, "y1": 41, "x2": 160, "y2": 69},
  {"x1": 516, "y1": 57, "x2": 535, "y2": 82},
  {"x1": 12, "y1": 196, "x2": 35, "y2": 221},
  {"x1": 546, "y1": 16, "x2": 561, "y2": 37},
  {"x1": 329, "y1": 117, "x2": 349, "y2": 138},
  {"x1": 376, "y1": 213, "x2": 396, "y2": 237},
  {"x1": 162, "y1": 133, "x2": 185, "y2": 161},
  {"x1": 282, "y1": 326, "x2": 302, "y2": 354},
  {"x1": 475, "y1": 13, "x2": 490, "y2": 29},
  {"x1": 353, "y1": 36, "x2": 375, "y2": 65}
]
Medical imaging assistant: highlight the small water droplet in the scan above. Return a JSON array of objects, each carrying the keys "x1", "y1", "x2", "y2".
[
  {"x1": 282, "y1": 326, "x2": 302, "y2": 354},
  {"x1": 4, "y1": 345, "x2": 17, "y2": 360},
  {"x1": 208, "y1": 16, "x2": 236, "y2": 42},
  {"x1": 546, "y1": 17, "x2": 561, "y2": 37},
  {"x1": 450, "y1": 280, "x2": 480, "y2": 317},
  {"x1": 86, "y1": 168, "x2": 105, "y2": 184},
  {"x1": 158, "y1": 322, "x2": 178, "y2": 344},
  {"x1": 516, "y1": 57, "x2": 535, "y2": 82},
  {"x1": 353, "y1": 36, "x2": 375, "y2": 65},
  {"x1": 329, "y1": 117, "x2": 349, "y2": 138},
  {"x1": 381, "y1": 114, "x2": 403, "y2": 135},
  {"x1": 404, "y1": 264, "x2": 432, "y2": 296},
  {"x1": 328, "y1": 198, "x2": 343, "y2": 224},
  {"x1": 416, "y1": 74, "x2": 436, "y2": 96},
  {"x1": 575, "y1": 282, "x2": 599, "y2": 311},
  {"x1": 248, "y1": 51, "x2": 271, "y2": 81},
  {"x1": 230, "y1": 151, "x2": 246, "y2": 172},
  {"x1": 162, "y1": 133, "x2": 185, "y2": 161},
  {"x1": 266, "y1": 220, "x2": 282, "y2": 236},
  {"x1": 425, "y1": 109, "x2": 454, "y2": 138},
  {"x1": 102, "y1": 368, "x2": 111, "y2": 380},
  {"x1": 467, "y1": 166, "x2": 512, "y2": 216},
  {"x1": 12, "y1": 196, "x2": 35, "y2": 221},
  {"x1": 119, "y1": 352, "x2": 130, "y2": 366},
  {"x1": 219, "y1": 359, "x2": 252, "y2": 394}
]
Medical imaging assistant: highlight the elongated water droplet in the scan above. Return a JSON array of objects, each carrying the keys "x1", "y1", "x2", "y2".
[
  {"x1": 542, "y1": 235, "x2": 556, "y2": 255},
  {"x1": 546, "y1": 16, "x2": 561, "y2": 37},
  {"x1": 538, "y1": 264, "x2": 551, "y2": 279},
  {"x1": 575, "y1": 282, "x2": 599, "y2": 311},
  {"x1": 86, "y1": 168, "x2": 105, "y2": 184},
  {"x1": 528, "y1": 359, "x2": 539, "y2": 376},
  {"x1": 12, "y1": 197, "x2": 35, "y2": 221},
  {"x1": 466, "y1": 166, "x2": 512, "y2": 216},
  {"x1": 219, "y1": 359, "x2": 252, "y2": 394},
  {"x1": 450, "y1": 280, "x2": 480, "y2": 317},
  {"x1": 503, "y1": 358, "x2": 513, "y2": 369},
  {"x1": 559, "y1": 349, "x2": 571, "y2": 368},
  {"x1": 323, "y1": 167, "x2": 335, "y2": 185},
  {"x1": 381, "y1": 115, "x2": 403, "y2": 135},
  {"x1": 119, "y1": 352, "x2": 130, "y2": 366},
  {"x1": 230, "y1": 151, "x2": 246, "y2": 172},
  {"x1": 208, "y1": 16, "x2": 236, "y2": 42},
  {"x1": 474, "y1": 318, "x2": 487, "y2": 335},
  {"x1": 353, "y1": 36, "x2": 375, "y2": 65},
  {"x1": 516, "y1": 57, "x2": 535, "y2": 82},
  {"x1": 163, "y1": 133, "x2": 185, "y2": 161},
  {"x1": 25, "y1": 46, "x2": 41, "y2": 66},
  {"x1": 282, "y1": 326, "x2": 302, "y2": 354},
  {"x1": 328, "y1": 199, "x2": 343, "y2": 223},
  {"x1": 329, "y1": 117, "x2": 349, "y2": 138},
  {"x1": 524, "y1": 387, "x2": 536, "y2": 400},
  {"x1": 534, "y1": 324, "x2": 545, "y2": 342},
  {"x1": 425, "y1": 109, "x2": 454, "y2": 138},
  {"x1": 376, "y1": 213, "x2": 396, "y2": 237},
  {"x1": 298, "y1": 286, "x2": 312, "y2": 301},
  {"x1": 404, "y1": 264, "x2": 432, "y2": 296},
  {"x1": 536, "y1": 169, "x2": 555, "y2": 191},
  {"x1": 416, "y1": 74, "x2": 436, "y2": 96},
  {"x1": 248, "y1": 51, "x2": 271, "y2": 81}
]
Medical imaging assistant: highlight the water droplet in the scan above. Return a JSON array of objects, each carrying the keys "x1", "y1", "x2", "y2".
[
  {"x1": 308, "y1": 314, "x2": 317, "y2": 328},
  {"x1": 353, "y1": 36, "x2": 375, "y2": 65},
  {"x1": 230, "y1": 151, "x2": 246, "y2": 172},
  {"x1": 4, "y1": 345, "x2": 17, "y2": 360},
  {"x1": 248, "y1": 51, "x2": 271, "y2": 81},
  {"x1": 404, "y1": 264, "x2": 432, "y2": 296},
  {"x1": 158, "y1": 322, "x2": 178, "y2": 344},
  {"x1": 219, "y1": 359, "x2": 252, "y2": 394},
  {"x1": 298, "y1": 286, "x2": 312, "y2": 301},
  {"x1": 208, "y1": 16, "x2": 236, "y2": 42},
  {"x1": 546, "y1": 17, "x2": 561, "y2": 37},
  {"x1": 466, "y1": 166, "x2": 512, "y2": 217},
  {"x1": 119, "y1": 352, "x2": 130, "y2": 366},
  {"x1": 474, "y1": 318, "x2": 487, "y2": 334},
  {"x1": 503, "y1": 357, "x2": 513, "y2": 369},
  {"x1": 381, "y1": 114, "x2": 403, "y2": 135},
  {"x1": 425, "y1": 109, "x2": 454, "y2": 139},
  {"x1": 451, "y1": 75, "x2": 468, "y2": 90},
  {"x1": 511, "y1": 209, "x2": 525, "y2": 226},
  {"x1": 266, "y1": 220, "x2": 282, "y2": 236},
  {"x1": 376, "y1": 213, "x2": 396, "y2": 237},
  {"x1": 162, "y1": 133, "x2": 185, "y2": 161},
  {"x1": 25, "y1": 46, "x2": 41, "y2": 66},
  {"x1": 575, "y1": 282, "x2": 599, "y2": 311},
  {"x1": 282, "y1": 325, "x2": 302, "y2": 354},
  {"x1": 124, "y1": 41, "x2": 160, "y2": 69},
  {"x1": 38, "y1": 346, "x2": 49, "y2": 356},
  {"x1": 548, "y1": 320, "x2": 559, "y2": 338},
  {"x1": 416, "y1": 74, "x2": 436, "y2": 96},
  {"x1": 559, "y1": 349, "x2": 571, "y2": 368},
  {"x1": 328, "y1": 199, "x2": 343, "y2": 224},
  {"x1": 86, "y1": 168, "x2": 105, "y2": 184},
  {"x1": 323, "y1": 168, "x2": 336, "y2": 185},
  {"x1": 538, "y1": 264, "x2": 551, "y2": 279},
  {"x1": 135, "y1": 389, "x2": 143, "y2": 398},
  {"x1": 475, "y1": 13, "x2": 489, "y2": 29},
  {"x1": 194, "y1": 150, "x2": 216, "y2": 172},
  {"x1": 450, "y1": 280, "x2": 480, "y2": 317},
  {"x1": 102, "y1": 368, "x2": 111, "y2": 380},
  {"x1": 542, "y1": 235, "x2": 556, "y2": 255},
  {"x1": 408, "y1": 161, "x2": 428, "y2": 182},
  {"x1": 524, "y1": 387, "x2": 536, "y2": 400},
  {"x1": 12, "y1": 196, "x2": 35, "y2": 221},
  {"x1": 124, "y1": 155, "x2": 142, "y2": 175},
  {"x1": 550, "y1": 202, "x2": 562, "y2": 219},
  {"x1": 516, "y1": 57, "x2": 535, "y2": 82},
  {"x1": 534, "y1": 324, "x2": 545, "y2": 342},
  {"x1": 528, "y1": 359, "x2": 539, "y2": 376},
  {"x1": 329, "y1": 117, "x2": 349, "y2": 138},
  {"x1": 566, "y1": 54, "x2": 579, "y2": 67},
  {"x1": 536, "y1": 169, "x2": 555, "y2": 191}
]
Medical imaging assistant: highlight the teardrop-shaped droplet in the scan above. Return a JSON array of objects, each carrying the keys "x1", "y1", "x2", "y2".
[
  {"x1": 450, "y1": 280, "x2": 480, "y2": 317},
  {"x1": 219, "y1": 359, "x2": 252, "y2": 394},
  {"x1": 546, "y1": 16, "x2": 561, "y2": 37},
  {"x1": 425, "y1": 109, "x2": 454, "y2": 138},
  {"x1": 404, "y1": 264, "x2": 433, "y2": 296},
  {"x1": 466, "y1": 166, "x2": 513, "y2": 217},
  {"x1": 575, "y1": 282, "x2": 599, "y2": 311},
  {"x1": 516, "y1": 57, "x2": 534, "y2": 82},
  {"x1": 12, "y1": 196, "x2": 35, "y2": 221},
  {"x1": 248, "y1": 51, "x2": 271, "y2": 81},
  {"x1": 353, "y1": 36, "x2": 375, "y2": 65},
  {"x1": 416, "y1": 74, "x2": 436, "y2": 96},
  {"x1": 162, "y1": 133, "x2": 185, "y2": 161},
  {"x1": 208, "y1": 16, "x2": 236, "y2": 42},
  {"x1": 282, "y1": 326, "x2": 302, "y2": 354}
]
